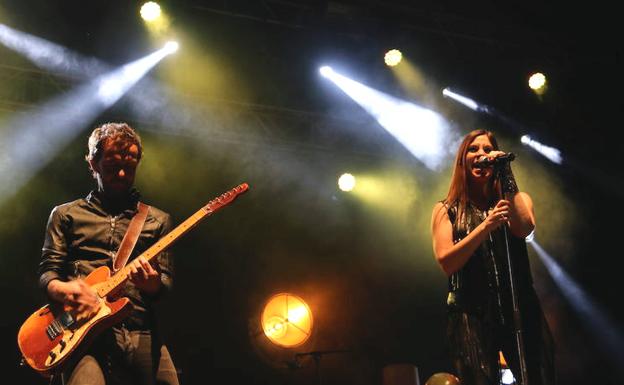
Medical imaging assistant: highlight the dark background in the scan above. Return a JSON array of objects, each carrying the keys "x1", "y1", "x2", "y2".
[{"x1": 1, "y1": 1, "x2": 622, "y2": 384}]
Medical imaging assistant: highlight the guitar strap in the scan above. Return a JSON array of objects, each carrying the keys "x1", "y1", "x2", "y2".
[{"x1": 113, "y1": 202, "x2": 150, "y2": 272}]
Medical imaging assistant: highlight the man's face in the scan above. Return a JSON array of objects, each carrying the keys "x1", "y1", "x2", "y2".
[{"x1": 90, "y1": 139, "x2": 140, "y2": 195}]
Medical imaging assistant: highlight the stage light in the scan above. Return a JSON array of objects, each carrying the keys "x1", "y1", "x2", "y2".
[
  {"x1": 0, "y1": 23, "x2": 108, "y2": 77},
  {"x1": 338, "y1": 173, "x2": 356, "y2": 192},
  {"x1": 97, "y1": 43, "x2": 176, "y2": 105},
  {"x1": 442, "y1": 87, "x2": 480, "y2": 111},
  {"x1": 140, "y1": 1, "x2": 162, "y2": 22},
  {"x1": 0, "y1": 44, "x2": 175, "y2": 204},
  {"x1": 319, "y1": 66, "x2": 333, "y2": 77},
  {"x1": 384, "y1": 49, "x2": 402, "y2": 67},
  {"x1": 528, "y1": 72, "x2": 546, "y2": 91},
  {"x1": 521, "y1": 135, "x2": 562, "y2": 164},
  {"x1": 261, "y1": 293, "x2": 313, "y2": 348},
  {"x1": 443, "y1": 87, "x2": 566, "y2": 165},
  {"x1": 322, "y1": 68, "x2": 457, "y2": 170},
  {"x1": 163, "y1": 41, "x2": 179, "y2": 54},
  {"x1": 528, "y1": 72, "x2": 547, "y2": 97},
  {"x1": 529, "y1": 240, "x2": 624, "y2": 372}
]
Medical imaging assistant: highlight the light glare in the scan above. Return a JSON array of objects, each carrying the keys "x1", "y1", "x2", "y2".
[
  {"x1": 261, "y1": 293, "x2": 313, "y2": 348},
  {"x1": 338, "y1": 173, "x2": 356, "y2": 192},
  {"x1": 287, "y1": 306, "x2": 308, "y2": 323},
  {"x1": 442, "y1": 88, "x2": 480, "y2": 111},
  {"x1": 324, "y1": 69, "x2": 457, "y2": 169},
  {"x1": 164, "y1": 41, "x2": 179, "y2": 54},
  {"x1": 0, "y1": 41, "x2": 175, "y2": 204},
  {"x1": 528, "y1": 72, "x2": 546, "y2": 90},
  {"x1": 319, "y1": 66, "x2": 333, "y2": 77},
  {"x1": 384, "y1": 49, "x2": 402, "y2": 66},
  {"x1": 530, "y1": 240, "x2": 624, "y2": 372},
  {"x1": 96, "y1": 46, "x2": 172, "y2": 105},
  {"x1": 521, "y1": 135, "x2": 562, "y2": 164},
  {"x1": 0, "y1": 23, "x2": 107, "y2": 78},
  {"x1": 140, "y1": 2, "x2": 162, "y2": 22}
]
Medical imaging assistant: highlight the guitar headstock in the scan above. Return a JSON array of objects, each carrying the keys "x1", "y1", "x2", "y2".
[{"x1": 203, "y1": 183, "x2": 249, "y2": 213}]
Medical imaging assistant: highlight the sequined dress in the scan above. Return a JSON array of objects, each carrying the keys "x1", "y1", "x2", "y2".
[{"x1": 444, "y1": 200, "x2": 555, "y2": 385}]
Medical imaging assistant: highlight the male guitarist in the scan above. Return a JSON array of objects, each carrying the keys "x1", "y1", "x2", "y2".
[{"x1": 37, "y1": 122, "x2": 179, "y2": 385}]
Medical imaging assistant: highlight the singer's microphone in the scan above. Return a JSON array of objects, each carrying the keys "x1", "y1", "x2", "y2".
[{"x1": 474, "y1": 152, "x2": 516, "y2": 168}]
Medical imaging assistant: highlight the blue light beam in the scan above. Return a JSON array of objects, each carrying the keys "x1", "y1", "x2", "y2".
[
  {"x1": 0, "y1": 23, "x2": 108, "y2": 78},
  {"x1": 442, "y1": 87, "x2": 563, "y2": 165},
  {"x1": 529, "y1": 240, "x2": 624, "y2": 375},
  {"x1": 0, "y1": 45, "x2": 175, "y2": 204},
  {"x1": 322, "y1": 67, "x2": 457, "y2": 170},
  {"x1": 1, "y1": 24, "x2": 193, "y2": 135}
]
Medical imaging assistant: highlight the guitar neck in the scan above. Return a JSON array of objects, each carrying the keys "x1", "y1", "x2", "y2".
[
  {"x1": 95, "y1": 183, "x2": 248, "y2": 298},
  {"x1": 96, "y1": 205, "x2": 212, "y2": 298}
]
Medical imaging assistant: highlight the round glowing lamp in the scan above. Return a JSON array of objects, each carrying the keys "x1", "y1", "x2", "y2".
[
  {"x1": 528, "y1": 72, "x2": 546, "y2": 90},
  {"x1": 528, "y1": 71, "x2": 547, "y2": 95},
  {"x1": 140, "y1": 2, "x2": 162, "y2": 22},
  {"x1": 338, "y1": 173, "x2": 356, "y2": 192},
  {"x1": 261, "y1": 293, "x2": 313, "y2": 348},
  {"x1": 164, "y1": 41, "x2": 179, "y2": 54},
  {"x1": 384, "y1": 49, "x2": 403, "y2": 66}
]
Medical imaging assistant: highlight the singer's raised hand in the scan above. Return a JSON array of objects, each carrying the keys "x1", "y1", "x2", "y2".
[{"x1": 482, "y1": 199, "x2": 510, "y2": 232}]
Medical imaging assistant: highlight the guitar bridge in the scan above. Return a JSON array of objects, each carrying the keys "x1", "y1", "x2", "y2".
[{"x1": 45, "y1": 312, "x2": 75, "y2": 341}]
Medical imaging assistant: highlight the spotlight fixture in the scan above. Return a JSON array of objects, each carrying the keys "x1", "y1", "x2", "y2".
[
  {"x1": 528, "y1": 72, "x2": 547, "y2": 95},
  {"x1": 442, "y1": 87, "x2": 480, "y2": 111},
  {"x1": 322, "y1": 67, "x2": 454, "y2": 170},
  {"x1": 163, "y1": 41, "x2": 179, "y2": 54},
  {"x1": 319, "y1": 66, "x2": 333, "y2": 77},
  {"x1": 520, "y1": 134, "x2": 562, "y2": 164},
  {"x1": 338, "y1": 173, "x2": 356, "y2": 192},
  {"x1": 384, "y1": 49, "x2": 402, "y2": 67},
  {"x1": 261, "y1": 293, "x2": 313, "y2": 348},
  {"x1": 140, "y1": 2, "x2": 162, "y2": 22}
]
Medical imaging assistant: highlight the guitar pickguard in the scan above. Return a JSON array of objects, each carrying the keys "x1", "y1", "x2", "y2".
[{"x1": 44, "y1": 302, "x2": 112, "y2": 367}]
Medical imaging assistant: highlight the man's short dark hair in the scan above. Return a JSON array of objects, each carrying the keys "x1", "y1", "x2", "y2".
[{"x1": 86, "y1": 122, "x2": 143, "y2": 164}]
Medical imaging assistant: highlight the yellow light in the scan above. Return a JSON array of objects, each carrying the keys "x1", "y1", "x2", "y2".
[
  {"x1": 338, "y1": 173, "x2": 356, "y2": 191},
  {"x1": 261, "y1": 293, "x2": 313, "y2": 348},
  {"x1": 528, "y1": 72, "x2": 547, "y2": 92},
  {"x1": 264, "y1": 316, "x2": 287, "y2": 338},
  {"x1": 384, "y1": 49, "x2": 403, "y2": 67},
  {"x1": 287, "y1": 306, "x2": 308, "y2": 323},
  {"x1": 140, "y1": 2, "x2": 162, "y2": 22}
]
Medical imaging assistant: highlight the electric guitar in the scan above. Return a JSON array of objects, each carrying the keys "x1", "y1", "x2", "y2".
[{"x1": 17, "y1": 183, "x2": 249, "y2": 377}]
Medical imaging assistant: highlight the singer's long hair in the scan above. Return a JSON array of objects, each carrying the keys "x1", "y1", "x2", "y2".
[{"x1": 445, "y1": 129, "x2": 500, "y2": 224}]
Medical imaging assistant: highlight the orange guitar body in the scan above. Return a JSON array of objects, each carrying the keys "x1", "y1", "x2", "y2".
[{"x1": 17, "y1": 266, "x2": 133, "y2": 377}]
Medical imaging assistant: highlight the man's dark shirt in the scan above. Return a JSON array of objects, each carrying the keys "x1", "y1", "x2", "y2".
[{"x1": 38, "y1": 189, "x2": 173, "y2": 330}]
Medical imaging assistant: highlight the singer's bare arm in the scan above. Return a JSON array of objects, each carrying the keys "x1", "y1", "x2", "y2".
[
  {"x1": 431, "y1": 201, "x2": 511, "y2": 276},
  {"x1": 506, "y1": 191, "x2": 535, "y2": 238}
]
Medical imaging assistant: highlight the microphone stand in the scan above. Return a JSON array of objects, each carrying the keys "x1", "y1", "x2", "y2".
[{"x1": 493, "y1": 162, "x2": 529, "y2": 385}]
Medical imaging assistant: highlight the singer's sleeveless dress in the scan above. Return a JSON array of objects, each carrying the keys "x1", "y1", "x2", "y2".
[{"x1": 443, "y1": 200, "x2": 555, "y2": 385}]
